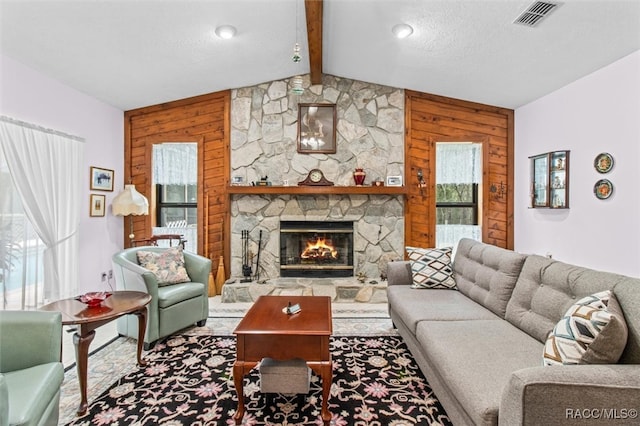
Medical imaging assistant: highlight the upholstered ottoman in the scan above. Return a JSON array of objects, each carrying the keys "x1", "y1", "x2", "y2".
[{"x1": 259, "y1": 357, "x2": 311, "y2": 395}]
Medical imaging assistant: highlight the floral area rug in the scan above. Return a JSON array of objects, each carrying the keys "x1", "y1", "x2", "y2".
[{"x1": 66, "y1": 334, "x2": 451, "y2": 426}]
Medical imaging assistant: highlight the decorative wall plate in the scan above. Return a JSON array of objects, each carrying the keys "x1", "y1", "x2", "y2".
[
  {"x1": 594, "y1": 179, "x2": 613, "y2": 200},
  {"x1": 594, "y1": 152, "x2": 614, "y2": 173}
]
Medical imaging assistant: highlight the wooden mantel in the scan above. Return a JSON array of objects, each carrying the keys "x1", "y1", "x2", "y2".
[{"x1": 227, "y1": 185, "x2": 407, "y2": 195}]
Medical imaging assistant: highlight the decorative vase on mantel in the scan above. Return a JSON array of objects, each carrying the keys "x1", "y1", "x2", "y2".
[{"x1": 353, "y1": 168, "x2": 366, "y2": 186}]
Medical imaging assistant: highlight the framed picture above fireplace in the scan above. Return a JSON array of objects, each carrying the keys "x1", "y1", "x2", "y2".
[{"x1": 297, "y1": 103, "x2": 336, "y2": 154}]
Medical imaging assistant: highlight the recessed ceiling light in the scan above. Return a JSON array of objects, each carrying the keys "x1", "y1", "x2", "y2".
[
  {"x1": 392, "y1": 23, "x2": 413, "y2": 39},
  {"x1": 215, "y1": 25, "x2": 237, "y2": 39}
]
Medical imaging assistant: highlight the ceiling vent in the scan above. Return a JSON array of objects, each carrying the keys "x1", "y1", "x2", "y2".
[{"x1": 514, "y1": 1, "x2": 560, "y2": 27}]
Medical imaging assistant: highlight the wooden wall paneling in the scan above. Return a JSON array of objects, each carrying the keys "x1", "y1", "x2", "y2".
[
  {"x1": 404, "y1": 90, "x2": 514, "y2": 250},
  {"x1": 480, "y1": 137, "x2": 491, "y2": 241},
  {"x1": 124, "y1": 90, "x2": 231, "y2": 281},
  {"x1": 403, "y1": 96, "x2": 412, "y2": 247},
  {"x1": 196, "y1": 137, "x2": 205, "y2": 254},
  {"x1": 129, "y1": 99, "x2": 224, "y2": 126},
  {"x1": 505, "y1": 107, "x2": 515, "y2": 249}
]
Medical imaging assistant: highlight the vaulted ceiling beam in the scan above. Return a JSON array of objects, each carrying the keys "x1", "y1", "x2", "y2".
[{"x1": 305, "y1": 0, "x2": 323, "y2": 85}]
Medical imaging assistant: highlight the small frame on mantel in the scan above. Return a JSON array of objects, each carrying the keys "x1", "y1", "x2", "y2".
[
  {"x1": 386, "y1": 176, "x2": 403, "y2": 187},
  {"x1": 297, "y1": 103, "x2": 337, "y2": 154}
]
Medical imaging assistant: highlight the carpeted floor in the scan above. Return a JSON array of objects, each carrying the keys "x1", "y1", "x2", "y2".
[{"x1": 64, "y1": 334, "x2": 451, "y2": 426}]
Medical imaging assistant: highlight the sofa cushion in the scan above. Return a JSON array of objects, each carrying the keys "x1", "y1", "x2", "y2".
[
  {"x1": 406, "y1": 246, "x2": 456, "y2": 289},
  {"x1": 543, "y1": 290, "x2": 628, "y2": 365},
  {"x1": 137, "y1": 247, "x2": 191, "y2": 286},
  {"x1": 453, "y1": 238, "x2": 527, "y2": 318},
  {"x1": 505, "y1": 255, "x2": 625, "y2": 343},
  {"x1": 387, "y1": 286, "x2": 498, "y2": 333},
  {"x1": 415, "y1": 319, "x2": 543, "y2": 426}
]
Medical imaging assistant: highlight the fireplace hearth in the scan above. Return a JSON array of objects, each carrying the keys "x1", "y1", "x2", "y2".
[{"x1": 280, "y1": 220, "x2": 354, "y2": 278}]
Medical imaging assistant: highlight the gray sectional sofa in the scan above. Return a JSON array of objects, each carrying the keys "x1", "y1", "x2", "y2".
[{"x1": 387, "y1": 238, "x2": 640, "y2": 426}]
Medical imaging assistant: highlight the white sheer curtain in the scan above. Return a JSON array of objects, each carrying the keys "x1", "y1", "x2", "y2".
[
  {"x1": 0, "y1": 116, "x2": 84, "y2": 305},
  {"x1": 0, "y1": 158, "x2": 45, "y2": 310},
  {"x1": 436, "y1": 143, "x2": 481, "y2": 184},
  {"x1": 153, "y1": 143, "x2": 197, "y2": 185}
]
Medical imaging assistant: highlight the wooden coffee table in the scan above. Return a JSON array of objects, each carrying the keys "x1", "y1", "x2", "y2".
[
  {"x1": 40, "y1": 290, "x2": 151, "y2": 415},
  {"x1": 233, "y1": 295, "x2": 333, "y2": 425}
]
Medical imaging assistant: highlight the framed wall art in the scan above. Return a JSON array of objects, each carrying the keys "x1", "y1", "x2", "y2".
[
  {"x1": 89, "y1": 194, "x2": 106, "y2": 217},
  {"x1": 297, "y1": 103, "x2": 337, "y2": 154},
  {"x1": 90, "y1": 166, "x2": 114, "y2": 191}
]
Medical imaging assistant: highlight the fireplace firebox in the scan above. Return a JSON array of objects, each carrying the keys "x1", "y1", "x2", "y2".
[{"x1": 280, "y1": 221, "x2": 354, "y2": 278}]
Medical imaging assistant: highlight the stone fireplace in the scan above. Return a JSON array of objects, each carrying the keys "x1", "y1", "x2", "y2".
[
  {"x1": 230, "y1": 194, "x2": 404, "y2": 281},
  {"x1": 228, "y1": 75, "x2": 405, "y2": 281},
  {"x1": 280, "y1": 220, "x2": 354, "y2": 278}
]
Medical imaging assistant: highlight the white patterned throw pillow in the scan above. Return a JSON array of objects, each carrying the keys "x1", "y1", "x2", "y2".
[
  {"x1": 137, "y1": 247, "x2": 191, "y2": 286},
  {"x1": 543, "y1": 290, "x2": 628, "y2": 366},
  {"x1": 406, "y1": 246, "x2": 456, "y2": 289}
]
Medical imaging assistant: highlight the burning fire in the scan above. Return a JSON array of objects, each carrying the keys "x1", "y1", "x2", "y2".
[{"x1": 301, "y1": 238, "x2": 338, "y2": 261}]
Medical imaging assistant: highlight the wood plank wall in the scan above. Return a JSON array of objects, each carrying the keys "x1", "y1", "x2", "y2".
[
  {"x1": 404, "y1": 90, "x2": 514, "y2": 249},
  {"x1": 124, "y1": 91, "x2": 231, "y2": 276}
]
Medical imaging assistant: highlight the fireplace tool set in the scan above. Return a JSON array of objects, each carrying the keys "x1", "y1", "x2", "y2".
[{"x1": 240, "y1": 229, "x2": 263, "y2": 283}]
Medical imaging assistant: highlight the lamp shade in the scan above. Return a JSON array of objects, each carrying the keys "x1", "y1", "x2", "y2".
[{"x1": 112, "y1": 184, "x2": 149, "y2": 216}]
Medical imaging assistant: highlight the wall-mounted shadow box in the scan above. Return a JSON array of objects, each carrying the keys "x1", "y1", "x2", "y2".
[{"x1": 529, "y1": 150, "x2": 570, "y2": 209}]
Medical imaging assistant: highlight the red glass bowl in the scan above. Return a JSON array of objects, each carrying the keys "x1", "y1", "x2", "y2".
[{"x1": 75, "y1": 292, "x2": 112, "y2": 307}]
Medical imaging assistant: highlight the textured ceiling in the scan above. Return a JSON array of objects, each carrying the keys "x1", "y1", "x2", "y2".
[{"x1": 1, "y1": 0, "x2": 639, "y2": 111}]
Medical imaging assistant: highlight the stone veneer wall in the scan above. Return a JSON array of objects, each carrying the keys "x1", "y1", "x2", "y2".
[{"x1": 230, "y1": 74, "x2": 405, "y2": 280}]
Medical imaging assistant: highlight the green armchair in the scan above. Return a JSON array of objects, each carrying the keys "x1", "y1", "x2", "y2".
[
  {"x1": 112, "y1": 246, "x2": 211, "y2": 349},
  {"x1": 0, "y1": 310, "x2": 64, "y2": 426}
]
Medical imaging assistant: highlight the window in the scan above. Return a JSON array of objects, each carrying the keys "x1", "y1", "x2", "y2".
[
  {"x1": 155, "y1": 184, "x2": 197, "y2": 228},
  {"x1": 436, "y1": 183, "x2": 479, "y2": 226}
]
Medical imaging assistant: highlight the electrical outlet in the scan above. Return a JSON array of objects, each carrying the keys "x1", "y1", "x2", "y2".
[
  {"x1": 108, "y1": 269, "x2": 113, "y2": 279},
  {"x1": 101, "y1": 272, "x2": 107, "y2": 282}
]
